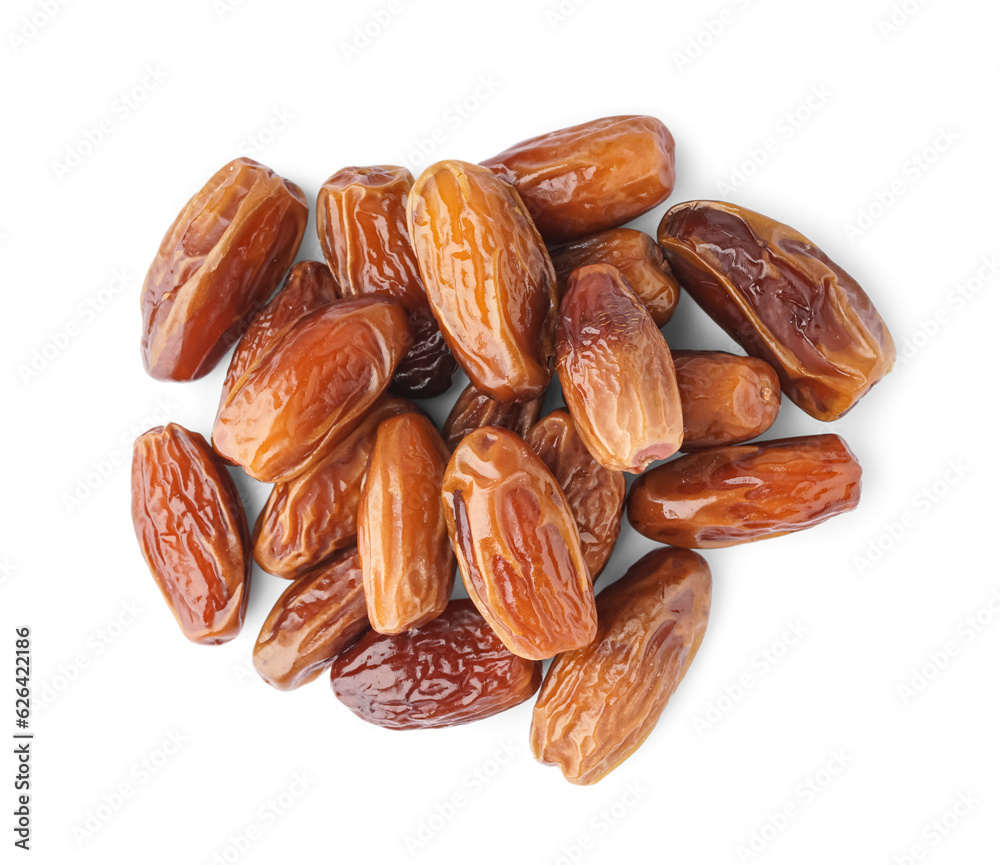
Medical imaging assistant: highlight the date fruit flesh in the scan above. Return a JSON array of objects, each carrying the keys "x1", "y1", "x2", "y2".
[
  {"x1": 627, "y1": 434, "x2": 862, "y2": 548},
  {"x1": 442, "y1": 382, "x2": 545, "y2": 451}
]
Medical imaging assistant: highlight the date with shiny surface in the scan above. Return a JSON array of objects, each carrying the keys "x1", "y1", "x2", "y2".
[
  {"x1": 330, "y1": 599, "x2": 541, "y2": 729},
  {"x1": 358, "y1": 413, "x2": 455, "y2": 634},
  {"x1": 442, "y1": 427, "x2": 597, "y2": 660},
  {"x1": 658, "y1": 201, "x2": 896, "y2": 421},
  {"x1": 252, "y1": 395, "x2": 416, "y2": 579},
  {"x1": 213, "y1": 296, "x2": 412, "y2": 483},
  {"x1": 557, "y1": 264, "x2": 684, "y2": 473},
  {"x1": 131, "y1": 423, "x2": 250, "y2": 645},
  {"x1": 525, "y1": 409, "x2": 625, "y2": 581},
  {"x1": 628, "y1": 434, "x2": 862, "y2": 548},
  {"x1": 407, "y1": 160, "x2": 557, "y2": 402},
  {"x1": 673, "y1": 350, "x2": 780, "y2": 450},
  {"x1": 550, "y1": 228, "x2": 679, "y2": 326},
  {"x1": 141, "y1": 158, "x2": 308, "y2": 381},
  {"x1": 482, "y1": 116, "x2": 675, "y2": 243},
  {"x1": 316, "y1": 165, "x2": 457, "y2": 397},
  {"x1": 441, "y1": 382, "x2": 545, "y2": 451},
  {"x1": 530, "y1": 547, "x2": 711, "y2": 785},
  {"x1": 253, "y1": 547, "x2": 369, "y2": 691}
]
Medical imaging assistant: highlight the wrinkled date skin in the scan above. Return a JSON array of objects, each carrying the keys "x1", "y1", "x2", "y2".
[
  {"x1": 358, "y1": 413, "x2": 455, "y2": 634},
  {"x1": 217, "y1": 260, "x2": 340, "y2": 420},
  {"x1": 407, "y1": 160, "x2": 557, "y2": 402},
  {"x1": 557, "y1": 264, "x2": 684, "y2": 473},
  {"x1": 441, "y1": 427, "x2": 597, "y2": 661},
  {"x1": 213, "y1": 296, "x2": 412, "y2": 483},
  {"x1": 672, "y1": 350, "x2": 781, "y2": 451},
  {"x1": 253, "y1": 547, "x2": 369, "y2": 691},
  {"x1": 550, "y1": 228, "x2": 680, "y2": 326},
  {"x1": 525, "y1": 409, "x2": 625, "y2": 582},
  {"x1": 252, "y1": 395, "x2": 416, "y2": 579},
  {"x1": 530, "y1": 547, "x2": 711, "y2": 785},
  {"x1": 141, "y1": 158, "x2": 308, "y2": 381},
  {"x1": 628, "y1": 434, "x2": 862, "y2": 548},
  {"x1": 482, "y1": 116, "x2": 675, "y2": 243},
  {"x1": 658, "y1": 201, "x2": 896, "y2": 421},
  {"x1": 442, "y1": 382, "x2": 545, "y2": 451},
  {"x1": 131, "y1": 423, "x2": 250, "y2": 645},
  {"x1": 316, "y1": 166, "x2": 457, "y2": 397},
  {"x1": 330, "y1": 599, "x2": 541, "y2": 730}
]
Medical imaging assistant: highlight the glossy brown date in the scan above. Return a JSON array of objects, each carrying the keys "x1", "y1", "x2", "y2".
[
  {"x1": 141, "y1": 158, "x2": 308, "y2": 381},
  {"x1": 530, "y1": 547, "x2": 711, "y2": 785},
  {"x1": 316, "y1": 166, "x2": 457, "y2": 397},
  {"x1": 557, "y1": 264, "x2": 684, "y2": 473},
  {"x1": 407, "y1": 160, "x2": 557, "y2": 402},
  {"x1": 549, "y1": 228, "x2": 680, "y2": 326},
  {"x1": 253, "y1": 547, "x2": 369, "y2": 691},
  {"x1": 252, "y1": 395, "x2": 416, "y2": 579},
  {"x1": 658, "y1": 201, "x2": 896, "y2": 421},
  {"x1": 524, "y1": 409, "x2": 625, "y2": 581},
  {"x1": 627, "y1": 434, "x2": 862, "y2": 548},
  {"x1": 131, "y1": 423, "x2": 250, "y2": 645},
  {"x1": 672, "y1": 350, "x2": 781, "y2": 450},
  {"x1": 213, "y1": 296, "x2": 412, "y2": 483},
  {"x1": 330, "y1": 599, "x2": 541, "y2": 730},
  {"x1": 441, "y1": 427, "x2": 597, "y2": 660},
  {"x1": 358, "y1": 413, "x2": 455, "y2": 634},
  {"x1": 441, "y1": 382, "x2": 545, "y2": 451},
  {"x1": 482, "y1": 115, "x2": 675, "y2": 243}
]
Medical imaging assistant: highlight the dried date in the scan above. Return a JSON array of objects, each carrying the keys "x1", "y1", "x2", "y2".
[{"x1": 442, "y1": 382, "x2": 545, "y2": 451}]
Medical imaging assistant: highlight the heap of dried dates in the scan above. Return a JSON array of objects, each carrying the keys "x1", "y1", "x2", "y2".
[{"x1": 130, "y1": 115, "x2": 895, "y2": 785}]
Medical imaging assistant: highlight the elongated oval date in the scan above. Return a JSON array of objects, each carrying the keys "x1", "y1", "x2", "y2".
[
  {"x1": 253, "y1": 547, "x2": 369, "y2": 691},
  {"x1": 530, "y1": 547, "x2": 711, "y2": 785},
  {"x1": 407, "y1": 160, "x2": 557, "y2": 402},
  {"x1": 673, "y1": 350, "x2": 781, "y2": 450},
  {"x1": 482, "y1": 116, "x2": 675, "y2": 243},
  {"x1": 216, "y1": 260, "x2": 340, "y2": 419},
  {"x1": 525, "y1": 409, "x2": 625, "y2": 582},
  {"x1": 330, "y1": 599, "x2": 541, "y2": 730},
  {"x1": 628, "y1": 434, "x2": 862, "y2": 548},
  {"x1": 252, "y1": 395, "x2": 416, "y2": 579},
  {"x1": 657, "y1": 201, "x2": 896, "y2": 421},
  {"x1": 441, "y1": 427, "x2": 597, "y2": 660},
  {"x1": 131, "y1": 423, "x2": 250, "y2": 645},
  {"x1": 358, "y1": 413, "x2": 455, "y2": 634},
  {"x1": 316, "y1": 166, "x2": 457, "y2": 397},
  {"x1": 557, "y1": 264, "x2": 684, "y2": 473},
  {"x1": 549, "y1": 228, "x2": 679, "y2": 326},
  {"x1": 141, "y1": 158, "x2": 308, "y2": 381},
  {"x1": 213, "y1": 296, "x2": 412, "y2": 483},
  {"x1": 442, "y1": 382, "x2": 545, "y2": 451}
]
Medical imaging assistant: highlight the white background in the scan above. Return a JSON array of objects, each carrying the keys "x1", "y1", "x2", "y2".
[{"x1": 3, "y1": 0, "x2": 998, "y2": 862}]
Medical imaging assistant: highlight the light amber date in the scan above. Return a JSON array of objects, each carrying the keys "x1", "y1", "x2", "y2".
[
  {"x1": 441, "y1": 382, "x2": 545, "y2": 451},
  {"x1": 131, "y1": 423, "x2": 250, "y2": 644},
  {"x1": 330, "y1": 599, "x2": 541, "y2": 729},
  {"x1": 253, "y1": 547, "x2": 369, "y2": 691},
  {"x1": 407, "y1": 160, "x2": 557, "y2": 402},
  {"x1": 441, "y1": 427, "x2": 597, "y2": 660},
  {"x1": 628, "y1": 434, "x2": 862, "y2": 547},
  {"x1": 213, "y1": 296, "x2": 412, "y2": 483},
  {"x1": 557, "y1": 264, "x2": 684, "y2": 472},
  {"x1": 530, "y1": 547, "x2": 711, "y2": 785},
  {"x1": 316, "y1": 166, "x2": 457, "y2": 397},
  {"x1": 549, "y1": 228, "x2": 679, "y2": 326},
  {"x1": 482, "y1": 115, "x2": 675, "y2": 243},
  {"x1": 141, "y1": 158, "x2": 308, "y2": 381},
  {"x1": 358, "y1": 413, "x2": 455, "y2": 634},
  {"x1": 672, "y1": 350, "x2": 781, "y2": 450},
  {"x1": 658, "y1": 200, "x2": 896, "y2": 421},
  {"x1": 252, "y1": 395, "x2": 416, "y2": 579},
  {"x1": 524, "y1": 409, "x2": 625, "y2": 581}
]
